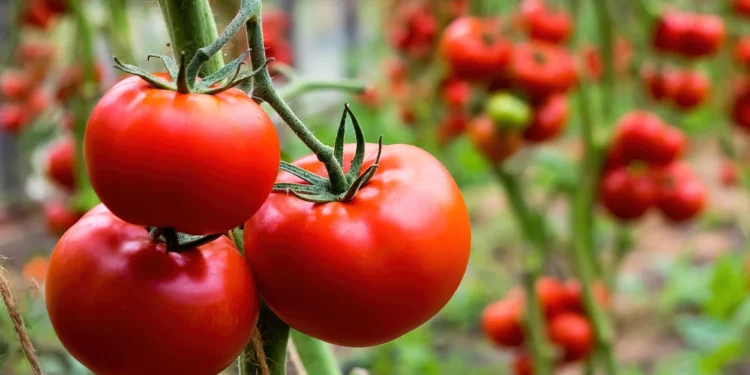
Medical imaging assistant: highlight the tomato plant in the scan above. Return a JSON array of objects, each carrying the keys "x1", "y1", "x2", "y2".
[
  {"x1": 46, "y1": 204, "x2": 259, "y2": 375},
  {"x1": 482, "y1": 297, "x2": 525, "y2": 347},
  {"x1": 548, "y1": 313, "x2": 594, "y2": 362},
  {"x1": 510, "y1": 42, "x2": 577, "y2": 99},
  {"x1": 468, "y1": 115, "x2": 523, "y2": 163},
  {"x1": 440, "y1": 16, "x2": 513, "y2": 81},
  {"x1": 523, "y1": 94, "x2": 568, "y2": 143},
  {"x1": 599, "y1": 166, "x2": 658, "y2": 221}
]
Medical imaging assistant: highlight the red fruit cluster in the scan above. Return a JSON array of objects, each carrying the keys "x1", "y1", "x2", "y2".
[
  {"x1": 21, "y1": 0, "x2": 67, "y2": 29},
  {"x1": 641, "y1": 65, "x2": 710, "y2": 111},
  {"x1": 652, "y1": 11, "x2": 725, "y2": 58},
  {"x1": 262, "y1": 7, "x2": 294, "y2": 68},
  {"x1": 388, "y1": 2, "x2": 439, "y2": 59},
  {"x1": 0, "y1": 69, "x2": 52, "y2": 135},
  {"x1": 600, "y1": 111, "x2": 706, "y2": 223},
  {"x1": 482, "y1": 277, "x2": 609, "y2": 373},
  {"x1": 517, "y1": 0, "x2": 573, "y2": 44},
  {"x1": 730, "y1": 80, "x2": 750, "y2": 131}
]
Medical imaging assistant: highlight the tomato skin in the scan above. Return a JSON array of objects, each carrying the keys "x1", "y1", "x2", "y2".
[
  {"x1": 563, "y1": 280, "x2": 612, "y2": 313},
  {"x1": 641, "y1": 65, "x2": 680, "y2": 102},
  {"x1": 652, "y1": 11, "x2": 689, "y2": 52},
  {"x1": 679, "y1": 13, "x2": 725, "y2": 58},
  {"x1": 468, "y1": 116, "x2": 523, "y2": 163},
  {"x1": 656, "y1": 163, "x2": 706, "y2": 223},
  {"x1": 0, "y1": 104, "x2": 28, "y2": 135},
  {"x1": 440, "y1": 17, "x2": 513, "y2": 81},
  {"x1": 525, "y1": 7, "x2": 573, "y2": 44},
  {"x1": 0, "y1": 70, "x2": 30, "y2": 99},
  {"x1": 735, "y1": 37, "x2": 750, "y2": 69},
  {"x1": 731, "y1": 81, "x2": 750, "y2": 130},
  {"x1": 513, "y1": 353, "x2": 534, "y2": 375},
  {"x1": 85, "y1": 75, "x2": 280, "y2": 235},
  {"x1": 21, "y1": 0, "x2": 55, "y2": 29},
  {"x1": 600, "y1": 167, "x2": 658, "y2": 221},
  {"x1": 548, "y1": 313, "x2": 594, "y2": 362},
  {"x1": 45, "y1": 137, "x2": 76, "y2": 192},
  {"x1": 523, "y1": 94, "x2": 568, "y2": 143},
  {"x1": 613, "y1": 111, "x2": 684, "y2": 166},
  {"x1": 46, "y1": 204, "x2": 258, "y2": 375},
  {"x1": 735, "y1": 0, "x2": 750, "y2": 17},
  {"x1": 672, "y1": 69, "x2": 710, "y2": 110},
  {"x1": 510, "y1": 42, "x2": 577, "y2": 99},
  {"x1": 482, "y1": 297, "x2": 525, "y2": 347},
  {"x1": 44, "y1": 201, "x2": 83, "y2": 236},
  {"x1": 244, "y1": 144, "x2": 471, "y2": 347},
  {"x1": 442, "y1": 78, "x2": 472, "y2": 110}
]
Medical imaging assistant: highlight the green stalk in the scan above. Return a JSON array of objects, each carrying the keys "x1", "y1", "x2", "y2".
[
  {"x1": 157, "y1": 0, "x2": 224, "y2": 76},
  {"x1": 592, "y1": 0, "x2": 615, "y2": 121},
  {"x1": 290, "y1": 330, "x2": 342, "y2": 375},
  {"x1": 492, "y1": 166, "x2": 552, "y2": 375},
  {"x1": 106, "y1": 0, "x2": 135, "y2": 63},
  {"x1": 278, "y1": 80, "x2": 366, "y2": 101}
]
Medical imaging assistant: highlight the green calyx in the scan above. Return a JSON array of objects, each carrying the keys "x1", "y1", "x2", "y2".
[
  {"x1": 273, "y1": 104, "x2": 383, "y2": 204},
  {"x1": 487, "y1": 92, "x2": 532, "y2": 130},
  {"x1": 113, "y1": 51, "x2": 271, "y2": 95},
  {"x1": 147, "y1": 227, "x2": 224, "y2": 253}
]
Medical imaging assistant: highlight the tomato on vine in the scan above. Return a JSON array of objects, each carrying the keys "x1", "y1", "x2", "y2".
[
  {"x1": 523, "y1": 94, "x2": 568, "y2": 143},
  {"x1": 548, "y1": 313, "x2": 594, "y2": 362},
  {"x1": 612, "y1": 111, "x2": 685, "y2": 166},
  {"x1": 45, "y1": 137, "x2": 76, "y2": 192},
  {"x1": 600, "y1": 166, "x2": 658, "y2": 221},
  {"x1": 440, "y1": 16, "x2": 513, "y2": 81},
  {"x1": 468, "y1": 115, "x2": 523, "y2": 163},
  {"x1": 672, "y1": 69, "x2": 710, "y2": 110},
  {"x1": 510, "y1": 42, "x2": 577, "y2": 99},
  {"x1": 482, "y1": 297, "x2": 525, "y2": 347},
  {"x1": 46, "y1": 205, "x2": 259, "y2": 375},
  {"x1": 43, "y1": 201, "x2": 83, "y2": 236},
  {"x1": 656, "y1": 163, "x2": 706, "y2": 223}
]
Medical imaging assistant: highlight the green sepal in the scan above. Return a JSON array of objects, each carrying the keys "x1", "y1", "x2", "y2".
[
  {"x1": 147, "y1": 54, "x2": 179, "y2": 82},
  {"x1": 195, "y1": 49, "x2": 251, "y2": 91},
  {"x1": 344, "y1": 104, "x2": 366, "y2": 181},
  {"x1": 113, "y1": 56, "x2": 176, "y2": 90},
  {"x1": 279, "y1": 161, "x2": 328, "y2": 185},
  {"x1": 333, "y1": 105, "x2": 347, "y2": 166}
]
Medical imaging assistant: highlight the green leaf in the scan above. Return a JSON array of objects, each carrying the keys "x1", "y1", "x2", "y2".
[
  {"x1": 674, "y1": 316, "x2": 734, "y2": 352},
  {"x1": 704, "y1": 255, "x2": 747, "y2": 319}
]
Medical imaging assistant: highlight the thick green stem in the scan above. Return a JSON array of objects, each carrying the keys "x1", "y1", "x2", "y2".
[
  {"x1": 106, "y1": 0, "x2": 134, "y2": 63},
  {"x1": 244, "y1": 7, "x2": 348, "y2": 194},
  {"x1": 278, "y1": 80, "x2": 366, "y2": 101},
  {"x1": 593, "y1": 0, "x2": 615, "y2": 122},
  {"x1": 239, "y1": 302, "x2": 291, "y2": 375},
  {"x1": 290, "y1": 330, "x2": 341, "y2": 375},
  {"x1": 492, "y1": 166, "x2": 552, "y2": 375},
  {"x1": 157, "y1": 0, "x2": 224, "y2": 76}
]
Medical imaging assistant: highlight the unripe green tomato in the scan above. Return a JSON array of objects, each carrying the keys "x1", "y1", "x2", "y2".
[{"x1": 487, "y1": 93, "x2": 532, "y2": 130}]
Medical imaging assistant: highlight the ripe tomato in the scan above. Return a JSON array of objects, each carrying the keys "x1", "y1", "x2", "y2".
[
  {"x1": 720, "y1": 161, "x2": 739, "y2": 187},
  {"x1": 26, "y1": 88, "x2": 51, "y2": 114},
  {"x1": 0, "y1": 104, "x2": 28, "y2": 135},
  {"x1": 85, "y1": 74, "x2": 280, "y2": 235},
  {"x1": 525, "y1": 6, "x2": 573, "y2": 44},
  {"x1": 389, "y1": 3, "x2": 437, "y2": 58},
  {"x1": 612, "y1": 111, "x2": 685, "y2": 166},
  {"x1": 440, "y1": 17, "x2": 513, "y2": 81},
  {"x1": 510, "y1": 42, "x2": 577, "y2": 99},
  {"x1": 523, "y1": 94, "x2": 568, "y2": 143},
  {"x1": 244, "y1": 143, "x2": 471, "y2": 347},
  {"x1": 44, "y1": 201, "x2": 83, "y2": 236},
  {"x1": 21, "y1": 0, "x2": 55, "y2": 29},
  {"x1": 735, "y1": 37, "x2": 750, "y2": 70},
  {"x1": 46, "y1": 204, "x2": 258, "y2": 375},
  {"x1": 468, "y1": 115, "x2": 523, "y2": 163},
  {"x1": 482, "y1": 297, "x2": 525, "y2": 347},
  {"x1": 652, "y1": 11, "x2": 690, "y2": 53},
  {"x1": 513, "y1": 353, "x2": 534, "y2": 375},
  {"x1": 672, "y1": 69, "x2": 710, "y2": 110},
  {"x1": 735, "y1": 0, "x2": 750, "y2": 17},
  {"x1": 262, "y1": 7, "x2": 290, "y2": 46},
  {"x1": 442, "y1": 78, "x2": 472, "y2": 110},
  {"x1": 731, "y1": 81, "x2": 750, "y2": 130},
  {"x1": 536, "y1": 277, "x2": 571, "y2": 317},
  {"x1": 641, "y1": 65, "x2": 680, "y2": 102},
  {"x1": 678, "y1": 13, "x2": 725, "y2": 58},
  {"x1": 0, "y1": 70, "x2": 30, "y2": 99},
  {"x1": 599, "y1": 166, "x2": 658, "y2": 221},
  {"x1": 45, "y1": 137, "x2": 76, "y2": 192},
  {"x1": 548, "y1": 313, "x2": 594, "y2": 362},
  {"x1": 656, "y1": 163, "x2": 706, "y2": 223},
  {"x1": 563, "y1": 279, "x2": 612, "y2": 313}
]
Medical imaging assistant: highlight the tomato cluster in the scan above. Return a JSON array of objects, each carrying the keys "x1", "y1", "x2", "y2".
[
  {"x1": 600, "y1": 111, "x2": 706, "y2": 223},
  {"x1": 517, "y1": 0, "x2": 573, "y2": 45},
  {"x1": 641, "y1": 65, "x2": 710, "y2": 111},
  {"x1": 21, "y1": 0, "x2": 67, "y2": 29},
  {"x1": 652, "y1": 11, "x2": 725, "y2": 58},
  {"x1": 482, "y1": 277, "x2": 609, "y2": 374}
]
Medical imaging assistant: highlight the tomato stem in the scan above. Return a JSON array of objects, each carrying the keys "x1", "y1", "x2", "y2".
[
  {"x1": 157, "y1": 0, "x2": 224, "y2": 77},
  {"x1": 593, "y1": 0, "x2": 615, "y2": 122},
  {"x1": 289, "y1": 330, "x2": 342, "y2": 375},
  {"x1": 104, "y1": 0, "x2": 135, "y2": 64}
]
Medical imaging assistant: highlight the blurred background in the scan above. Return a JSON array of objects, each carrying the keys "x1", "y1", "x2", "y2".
[{"x1": 2, "y1": 0, "x2": 750, "y2": 374}]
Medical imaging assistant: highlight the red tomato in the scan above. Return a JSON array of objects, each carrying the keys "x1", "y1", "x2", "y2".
[
  {"x1": 641, "y1": 65, "x2": 680, "y2": 102},
  {"x1": 600, "y1": 166, "x2": 658, "y2": 221},
  {"x1": 582, "y1": 45, "x2": 603, "y2": 80},
  {"x1": 85, "y1": 75, "x2": 280, "y2": 235},
  {"x1": 442, "y1": 78, "x2": 472, "y2": 110},
  {"x1": 548, "y1": 313, "x2": 594, "y2": 362},
  {"x1": 0, "y1": 104, "x2": 28, "y2": 135},
  {"x1": 262, "y1": 7, "x2": 290, "y2": 45},
  {"x1": 612, "y1": 111, "x2": 684, "y2": 166},
  {"x1": 43, "y1": 201, "x2": 83, "y2": 236},
  {"x1": 736, "y1": 38, "x2": 750, "y2": 70},
  {"x1": 437, "y1": 112, "x2": 469, "y2": 145},
  {"x1": 26, "y1": 88, "x2": 51, "y2": 114},
  {"x1": 513, "y1": 353, "x2": 534, "y2": 375},
  {"x1": 525, "y1": 6, "x2": 573, "y2": 44},
  {"x1": 265, "y1": 39, "x2": 294, "y2": 69},
  {"x1": 45, "y1": 137, "x2": 76, "y2": 192},
  {"x1": 440, "y1": 17, "x2": 513, "y2": 81},
  {"x1": 482, "y1": 297, "x2": 525, "y2": 347},
  {"x1": 536, "y1": 277, "x2": 571, "y2": 317},
  {"x1": 0, "y1": 70, "x2": 30, "y2": 99},
  {"x1": 735, "y1": 0, "x2": 750, "y2": 17},
  {"x1": 523, "y1": 94, "x2": 568, "y2": 143},
  {"x1": 720, "y1": 161, "x2": 739, "y2": 187},
  {"x1": 46, "y1": 204, "x2": 258, "y2": 375},
  {"x1": 21, "y1": 0, "x2": 54, "y2": 29},
  {"x1": 731, "y1": 81, "x2": 750, "y2": 130},
  {"x1": 389, "y1": 3, "x2": 438, "y2": 58},
  {"x1": 672, "y1": 69, "x2": 710, "y2": 110},
  {"x1": 563, "y1": 279, "x2": 612, "y2": 313},
  {"x1": 18, "y1": 42, "x2": 56, "y2": 63},
  {"x1": 652, "y1": 11, "x2": 690, "y2": 53},
  {"x1": 677, "y1": 13, "x2": 725, "y2": 58},
  {"x1": 656, "y1": 163, "x2": 706, "y2": 223},
  {"x1": 244, "y1": 143, "x2": 471, "y2": 347},
  {"x1": 468, "y1": 116, "x2": 523, "y2": 163},
  {"x1": 357, "y1": 86, "x2": 380, "y2": 109},
  {"x1": 510, "y1": 42, "x2": 577, "y2": 99}
]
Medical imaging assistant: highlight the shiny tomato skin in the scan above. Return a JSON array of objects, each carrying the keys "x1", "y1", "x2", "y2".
[
  {"x1": 482, "y1": 297, "x2": 525, "y2": 347},
  {"x1": 46, "y1": 204, "x2": 258, "y2": 375},
  {"x1": 85, "y1": 75, "x2": 280, "y2": 235},
  {"x1": 45, "y1": 137, "x2": 76, "y2": 192},
  {"x1": 548, "y1": 313, "x2": 594, "y2": 362},
  {"x1": 244, "y1": 144, "x2": 471, "y2": 347},
  {"x1": 511, "y1": 42, "x2": 577, "y2": 99},
  {"x1": 440, "y1": 17, "x2": 513, "y2": 81},
  {"x1": 652, "y1": 11, "x2": 689, "y2": 52},
  {"x1": 600, "y1": 167, "x2": 658, "y2": 221},
  {"x1": 673, "y1": 69, "x2": 710, "y2": 110},
  {"x1": 468, "y1": 116, "x2": 523, "y2": 164},
  {"x1": 523, "y1": 94, "x2": 568, "y2": 143},
  {"x1": 526, "y1": 7, "x2": 573, "y2": 44},
  {"x1": 44, "y1": 201, "x2": 83, "y2": 236},
  {"x1": 657, "y1": 164, "x2": 706, "y2": 223}
]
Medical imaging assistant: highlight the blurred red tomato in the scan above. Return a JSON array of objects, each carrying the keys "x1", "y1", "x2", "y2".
[
  {"x1": 548, "y1": 313, "x2": 594, "y2": 362},
  {"x1": 0, "y1": 70, "x2": 31, "y2": 99},
  {"x1": 510, "y1": 42, "x2": 577, "y2": 99},
  {"x1": 21, "y1": 0, "x2": 55, "y2": 29},
  {"x1": 720, "y1": 161, "x2": 739, "y2": 187},
  {"x1": 731, "y1": 80, "x2": 750, "y2": 130},
  {"x1": 600, "y1": 166, "x2": 658, "y2": 221},
  {"x1": 523, "y1": 94, "x2": 568, "y2": 143},
  {"x1": 612, "y1": 111, "x2": 685, "y2": 166},
  {"x1": 672, "y1": 69, "x2": 710, "y2": 110},
  {"x1": 442, "y1": 78, "x2": 472, "y2": 110},
  {"x1": 18, "y1": 42, "x2": 56, "y2": 63},
  {"x1": 735, "y1": 0, "x2": 750, "y2": 17},
  {"x1": 468, "y1": 116, "x2": 523, "y2": 163},
  {"x1": 440, "y1": 17, "x2": 513, "y2": 81},
  {"x1": 45, "y1": 137, "x2": 76, "y2": 192},
  {"x1": 641, "y1": 65, "x2": 680, "y2": 102},
  {"x1": 0, "y1": 104, "x2": 28, "y2": 135},
  {"x1": 44, "y1": 201, "x2": 83, "y2": 236},
  {"x1": 482, "y1": 297, "x2": 525, "y2": 347},
  {"x1": 357, "y1": 86, "x2": 380, "y2": 108},
  {"x1": 524, "y1": 4, "x2": 573, "y2": 44},
  {"x1": 513, "y1": 353, "x2": 534, "y2": 375},
  {"x1": 563, "y1": 280, "x2": 612, "y2": 313},
  {"x1": 735, "y1": 37, "x2": 750, "y2": 69},
  {"x1": 437, "y1": 112, "x2": 469, "y2": 145},
  {"x1": 656, "y1": 163, "x2": 706, "y2": 223},
  {"x1": 22, "y1": 256, "x2": 49, "y2": 284},
  {"x1": 389, "y1": 3, "x2": 438, "y2": 59},
  {"x1": 653, "y1": 11, "x2": 725, "y2": 57}
]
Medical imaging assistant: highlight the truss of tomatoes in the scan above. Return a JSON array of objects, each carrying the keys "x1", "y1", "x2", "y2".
[
  {"x1": 481, "y1": 277, "x2": 610, "y2": 373},
  {"x1": 599, "y1": 111, "x2": 706, "y2": 223}
]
